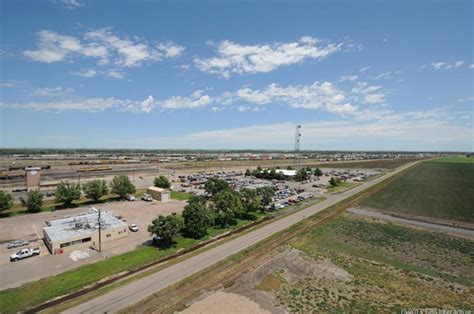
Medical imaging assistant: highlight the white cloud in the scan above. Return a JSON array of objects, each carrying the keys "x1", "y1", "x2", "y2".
[
  {"x1": 33, "y1": 86, "x2": 73, "y2": 97},
  {"x1": 58, "y1": 0, "x2": 85, "y2": 9},
  {"x1": 24, "y1": 29, "x2": 184, "y2": 70},
  {"x1": 458, "y1": 96, "x2": 474, "y2": 102},
  {"x1": 160, "y1": 90, "x2": 212, "y2": 109},
  {"x1": 469, "y1": 64, "x2": 474, "y2": 69},
  {"x1": 223, "y1": 81, "x2": 356, "y2": 114},
  {"x1": 359, "y1": 67, "x2": 370, "y2": 72},
  {"x1": 351, "y1": 82, "x2": 387, "y2": 104},
  {"x1": 105, "y1": 70, "x2": 126, "y2": 79},
  {"x1": 375, "y1": 72, "x2": 391, "y2": 80},
  {"x1": 0, "y1": 82, "x2": 16, "y2": 88},
  {"x1": 194, "y1": 37, "x2": 344, "y2": 77},
  {"x1": 363, "y1": 94, "x2": 386, "y2": 104},
  {"x1": 210, "y1": 106, "x2": 224, "y2": 112},
  {"x1": 1, "y1": 96, "x2": 156, "y2": 112},
  {"x1": 72, "y1": 69, "x2": 97, "y2": 78},
  {"x1": 339, "y1": 75, "x2": 358, "y2": 82},
  {"x1": 420, "y1": 61, "x2": 465, "y2": 71},
  {"x1": 84, "y1": 28, "x2": 184, "y2": 67}
]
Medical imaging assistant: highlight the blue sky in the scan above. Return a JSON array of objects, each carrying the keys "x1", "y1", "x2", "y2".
[{"x1": 0, "y1": 0, "x2": 472, "y2": 151}]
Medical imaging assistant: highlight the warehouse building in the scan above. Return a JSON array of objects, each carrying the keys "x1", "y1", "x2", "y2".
[
  {"x1": 43, "y1": 210, "x2": 128, "y2": 255},
  {"x1": 146, "y1": 186, "x2": 170, "y2": 202}
]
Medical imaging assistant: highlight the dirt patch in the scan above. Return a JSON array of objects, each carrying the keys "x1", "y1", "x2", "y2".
[
  {"x1": 222, "y1": 247, "x2": 351, "y2": 313},
  {"x1": 256, "y1": 274, "x2": 281, "y2": 291},
  {"x1": 180, "y1": 291, "x2": 270, "y2": 314},
  {"x1": 250, "y1": 247, "x2": 352, "y2": 285}
]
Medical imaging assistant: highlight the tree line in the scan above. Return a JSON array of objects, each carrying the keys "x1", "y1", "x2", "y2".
[
  {"x1": 0, "y1": 174, "x2": 174, "y2": 214},
  {"x1": 147, "y1": 177, "x2": 275, "y2": 247}
]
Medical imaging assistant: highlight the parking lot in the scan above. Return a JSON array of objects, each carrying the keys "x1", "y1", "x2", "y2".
[{"x1": 0, "y1": 199, "x2": 186, "y2": 290}]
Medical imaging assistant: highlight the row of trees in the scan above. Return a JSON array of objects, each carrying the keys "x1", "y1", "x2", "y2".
[
  {"x1": 1, "y1": 174, "x2": 174, "y2": 214},
  {"x1": 148, "y1": 177, "x2": 275, "y2": 247},
  {"x1": 0, "y1": 175, "x2": 137, "y2": 214}
]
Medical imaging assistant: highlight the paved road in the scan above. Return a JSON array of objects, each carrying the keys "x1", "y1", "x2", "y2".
[
  {"x1": 347, "y1": 207, "x2": 474, "y2": 238},
  {"x1": 63, "y1": 162, "x2": 416, "y2": 314}
]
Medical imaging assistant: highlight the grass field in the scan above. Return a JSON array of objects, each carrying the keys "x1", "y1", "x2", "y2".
[
  {"x1": 282, "y1": 215, "x2": 474, "y2": 312},
  {"x1": 429, "y1": 156, "x2": 474, "y2": 164},
  {"x1": 360, "y1": 161, "x2": 474, "y2": 223}
]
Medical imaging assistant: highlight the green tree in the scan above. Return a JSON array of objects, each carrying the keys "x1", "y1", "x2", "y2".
[
  {"x1": 213, "y1": 190, "x2": 243, "y2": 227},
  {"x1": 182, "y1": 199, "x2": 213, "y2": 238},
  {"x1": 83, "y1": 179, "x2": 109, "y2": 202},
  {"x1": 148, "y1": 213, "x2": 184, "y2": 247},
  {"x1": 314, "y1": 167, "x2": 323, "y2": 177},
  {"x1": 111, "y1": 175, "x2": 136, "y2": 198},
  {"x1": 286, "y1": 166, "x2": 293, "y2": 170},
  {"x1": 204, "y1": 177, "x2": 229, "y2": 196},
  {"x1": 329, "y1": 177, "x2": 340, "y2": 187},
  {"x1": 55, "y1": 181, "x2": 82, "y2": 207},
  {"x1": 21, "y1": 190, "x2": 43, "y2": 213},
  {"x1": 295, "y1": 168, "x2": 309, "y2": 182},
  {"x1": 244, "y1": 169, "x2": 252, "y2": 177},
  {"x1": 0, "y1": 191, "x2": 14, "y2": 212},
  {"x1": 256, "y1": 186, "x2": 275, "y2": 210},
  {"x1": 240, "y1": 188, "x2": 261, "y2": 215},
  {"x1": 154, "y1": 175, "x2": 171, "y2": 189}
]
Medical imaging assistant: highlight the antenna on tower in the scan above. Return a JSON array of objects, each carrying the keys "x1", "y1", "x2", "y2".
[{"x1": 294, "y1": 125, "x2": 301, "y2": 170}]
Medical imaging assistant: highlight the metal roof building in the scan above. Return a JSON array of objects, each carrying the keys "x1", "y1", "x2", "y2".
[
  {"x1": 43, "y1": 210, "x2": 128, "y2": 255},
  {"x1": 276, "y1": 169, "x2": 297, "y2": 177}
]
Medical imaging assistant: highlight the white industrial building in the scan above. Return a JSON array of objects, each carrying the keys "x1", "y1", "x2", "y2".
[
  {"x1": 276, "y1": 169, "x2": 297, "y2": 177},
  {"x1": 43, "y1": 210, "x2": 128, "y2": 254}
]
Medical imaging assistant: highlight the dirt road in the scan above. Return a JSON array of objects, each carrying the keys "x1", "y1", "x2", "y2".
[
  {"x1": 347, "y1": 207, "x2": 474, "y2": 238},
  {"x1": 63, "y1": 162, "x2": 416, "y2": 314}
]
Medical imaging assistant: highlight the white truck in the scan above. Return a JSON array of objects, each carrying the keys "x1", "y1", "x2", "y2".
[{"x1": 10, "y1": 247, "x2": 40, "y2": 262}]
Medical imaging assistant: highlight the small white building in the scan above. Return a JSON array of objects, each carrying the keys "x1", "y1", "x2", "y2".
[
  {"x1": 276, "y1": 169, "x2": 297, "y2": 177},
  {"x1": 146, "y1": 186, "x2": 170, "y2": 202}
]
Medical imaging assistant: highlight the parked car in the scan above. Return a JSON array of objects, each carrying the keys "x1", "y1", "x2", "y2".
[
  {"x1": 129, "y1": 224, "x2": 139, "y2": 232},
  {"x1": 10, "y1": 247, "x2": 40, "y2": 262},
  {"x1": 7, "y1": 240, "x2": 30, "y2": 249},
  {"x1": 126, "y1": 194, "x2": 136, "y2": 201},
  {"x1": 141, "y1": 193, "x2": 153, "y2": 202}
]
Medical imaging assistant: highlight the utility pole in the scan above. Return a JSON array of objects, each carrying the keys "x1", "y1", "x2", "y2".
[
  {"x1": 98, "y1": 208, "x2": 102, "y2": 252},
  {"x1": 294, "y1": 125, "x2": 302, "y2": 190}
]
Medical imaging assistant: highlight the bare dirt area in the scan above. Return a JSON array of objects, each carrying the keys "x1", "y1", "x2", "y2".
[
  {"x1": 0, "y1": 199, "x2": 185, "y2": 290},
  {"x1": 180, "y1": 291, "x2": 271, "y2": 314}
]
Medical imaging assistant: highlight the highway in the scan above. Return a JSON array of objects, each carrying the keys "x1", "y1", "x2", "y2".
[{"x1": 63, "y1": 162, "x2": 416, "y2": 314}]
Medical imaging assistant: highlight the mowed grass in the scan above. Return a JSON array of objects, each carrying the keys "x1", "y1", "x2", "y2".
[
  {"x1": 360, "y1": 161, "x2": 474, "y2": 223},
  {"x1": 170, "y1": 190, "x2": 191, "y2": 201}
]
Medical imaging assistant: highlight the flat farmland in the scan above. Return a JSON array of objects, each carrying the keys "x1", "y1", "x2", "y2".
[{"x1": 360, "y1": 160, "x2": 474, "y2": 224}]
